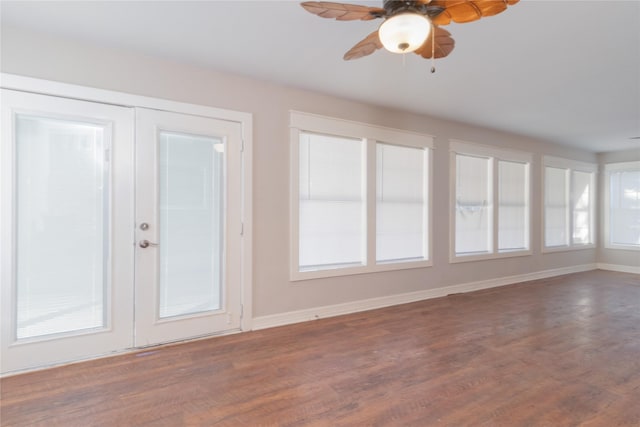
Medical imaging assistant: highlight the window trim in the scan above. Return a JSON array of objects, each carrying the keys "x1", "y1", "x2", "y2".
[
  {"x1": 542, "y1": 156, "x2": 597, "y2": 253},
  {"x1": 449, "y1": 140, "x2": 533, "y2": 263},
  {"x1": 603, "y1": 161, "x2": 640, "y2": 251},
  {"x1": 290, "y1": 111, "x2": 433, "y2": 281}
]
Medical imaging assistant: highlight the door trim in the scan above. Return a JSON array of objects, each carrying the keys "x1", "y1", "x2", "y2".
[{"x1": 0, "y1": 73, "x2": 253, "y2": 368}]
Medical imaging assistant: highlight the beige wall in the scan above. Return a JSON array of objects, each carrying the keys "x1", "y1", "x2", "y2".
[
  {"x1": 1, "y1": 26, "x2": 603, "y2": 318},
  {"x1": 597, "y1": 149, "x2": 640, "y2": 268}
]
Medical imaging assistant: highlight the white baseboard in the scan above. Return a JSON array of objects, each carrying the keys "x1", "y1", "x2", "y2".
[
  {"x1": 252, "y1": 263, "x2": 597, "y2": 331},
  {"x1": 597, "y1": 263, "x2": 640, "y2": 274}
]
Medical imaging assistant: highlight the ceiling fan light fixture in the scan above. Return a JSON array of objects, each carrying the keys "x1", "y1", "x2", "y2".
[{"x1": 378, "y1": 13, "x2": 431, "y2": 54}]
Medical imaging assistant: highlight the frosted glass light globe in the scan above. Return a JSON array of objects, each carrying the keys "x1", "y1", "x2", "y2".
[{"x1": 379, "y1": 13, "x2": 431, "y2": 54}]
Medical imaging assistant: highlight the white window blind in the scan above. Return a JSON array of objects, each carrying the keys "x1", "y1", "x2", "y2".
[
  {"x1": 543, "y1": 156, "x2": 596, "y2": 250},
  {"x1": 15, "y1": 115, "x2": 108, "y2": 339},
  {"x1": 291, "y1": 111, "x2": 433, "y2": 279},
  {"x1": 450, "y1": 140, "x2": 531, "y2": 262},
  {"x1": 606, "y1": 163, "x2": 640, "y2": 248},
  {"x1": 544, "y1": 166, "x2": 569, "y2": 247},
  {"x1": 455, "y1": 154, "x2": 491, "y2": 255},
  {"x1": 571, "y1": 170, "x2": 593, "y2": 245},
  {"x1": 298, "y1": 132, "x2": 364, "y2": 271},
  {"x1": 498, "y1": 160, "x2": 529, "y2": 251},
  {"x1": 376, "y1": 143, "x2": 427, "y2": 263},
  {"x1": 158, "y1": 132, "x2": 224, "y2": 318}
]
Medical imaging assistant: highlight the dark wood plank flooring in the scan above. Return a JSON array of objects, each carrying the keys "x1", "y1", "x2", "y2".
[{"x1": 1, "y1": 270, "x2": 639, "y2": 426}]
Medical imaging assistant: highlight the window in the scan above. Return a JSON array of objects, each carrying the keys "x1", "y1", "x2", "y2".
[
  {"x1": 455, "y1": 154, "x2": 491, "y2": 255},
  {"x1": 544, "y1": 166, "x2": 569, "y2": 246},
  {"x1": 604, "y1": 161, "x2": 640, "y2": 250},
  {"x1": 298, "y1": 132, "x2": 365, "y2": 271},
  {"x1": 290, "y1": 111, "x2": 432, "y2": 280},
  {"x1": 498, "y1": 160, "x2": 529, "y2": 251},
  {"x1": 543, "y1": 156, "x2": 596, "y2": 251},
  {"x1": 376, "y1": 143, "x2": 428, "y2": 263},
  {"x1": 571, "y1": 170, "x2": 593, "y2": 245},
  {"x1": 450, "y1": 141, "x2": 531, "y2": 262}
]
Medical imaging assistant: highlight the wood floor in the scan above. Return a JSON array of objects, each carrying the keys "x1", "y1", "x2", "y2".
[{"x1": 1, "y1": 270, "x2": 639, "y2": 426}]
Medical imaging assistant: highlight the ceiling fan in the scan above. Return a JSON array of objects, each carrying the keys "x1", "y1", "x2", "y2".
[{"x1": 301, "y1": 0, "x2": 519, "y2": 67}]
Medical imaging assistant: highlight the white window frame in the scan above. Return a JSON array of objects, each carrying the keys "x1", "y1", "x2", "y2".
[
  {"x1": 449, "y1": 140, "x2": 532, "y2": 263},
  {"x1": 542, "y1": 156, "x2": 597, "y2": 253},
  {"x1": 603, "y1": 161, "x2": 640, "y2": 251},
  {"x1": 290, "y1": 111, "x2": 433, "y2": 281}
]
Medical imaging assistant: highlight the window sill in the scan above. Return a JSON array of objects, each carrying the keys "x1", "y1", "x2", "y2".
[
  {"x1": 290, "y1": 259, "x2": 432, "y2": 282},
  {"x1": 542, "y1": 244, "x2": 596, "y2": 254},
  {"x1": 449, "y1": 249, "x2": 532, "y2": 264},
  {"x1": 603, "y1": 244, "x2": 640, "y2": 252}
]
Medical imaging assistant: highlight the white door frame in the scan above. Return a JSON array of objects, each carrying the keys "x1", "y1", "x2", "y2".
[{"x1": 0, "y1": 73, "x2": 253, "y2": 371}]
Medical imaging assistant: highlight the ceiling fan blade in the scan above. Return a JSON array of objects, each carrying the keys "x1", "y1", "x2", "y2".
[
  {"x1": 430, "y1": 0, "x2": 519, "y2": 25},
  {"x1": 344, "y1": 30, "x2": 383, "y2": 60},
  {"x1": 414, "y1": 27, "x2": 455, "y2": 59},
  {"x1": 301, "y1": 1, "x2": 386, "y2": 21}
]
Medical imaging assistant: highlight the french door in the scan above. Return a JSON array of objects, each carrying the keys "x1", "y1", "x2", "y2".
[
  {"x1": 134, "y1": 108, "x2": 242, "y2": 347},
  {"x1": 1, "y1": 89, "x2": 245, "y2": 374}
]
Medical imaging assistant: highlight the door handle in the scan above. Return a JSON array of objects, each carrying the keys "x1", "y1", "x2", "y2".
[{"x1": 139, "y1": 239, "x2": 158, "y2": 248}]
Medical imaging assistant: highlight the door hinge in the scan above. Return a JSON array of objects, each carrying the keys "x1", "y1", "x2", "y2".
[
  {"x1": 104, "y1": 148, "x2": 111, "y2": 162},
  {"x1": 240, "y1": 304, "x2": 244, "y2": 319},
  {"x1": 241, "y1": 139, "x2": 245, "y2": 153},
  {"x1": 240, "y1": 222, "x2": 244, "y2": 236}
]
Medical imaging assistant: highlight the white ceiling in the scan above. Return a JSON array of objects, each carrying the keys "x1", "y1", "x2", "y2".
[{"x1": 2, "y1": 0, "x2": 639, "y2": 153}]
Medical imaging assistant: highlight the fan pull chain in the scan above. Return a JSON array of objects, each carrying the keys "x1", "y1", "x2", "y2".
[{"x1": 430, "y1": 22, "x2": 436, "y2": 73}]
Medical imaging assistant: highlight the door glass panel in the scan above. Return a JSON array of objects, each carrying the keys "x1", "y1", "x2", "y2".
[
  {"x1": 16, "y1": 115, "x2": 108, "y2": 339},
  {"x1": 159, "y1": 132, "x2": 224, "y2": 318}
]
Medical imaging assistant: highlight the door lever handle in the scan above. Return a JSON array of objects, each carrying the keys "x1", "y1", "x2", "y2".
[{"x1": 139, "y1": 239, "x2": 158, "y2": 248}]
